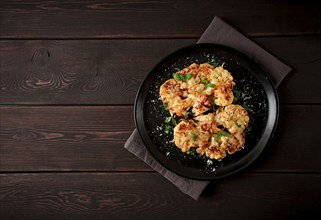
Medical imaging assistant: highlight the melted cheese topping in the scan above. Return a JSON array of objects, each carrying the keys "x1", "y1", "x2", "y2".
[
  {"x1": 160, "y1": 63, "x2": 250, "y2": 160},
  {"x1": 159, "y1": 63, "x2": 235, "y2": 117},
  {"x1": 173, "y1": 105, "x2": 249, "y2": 160}
]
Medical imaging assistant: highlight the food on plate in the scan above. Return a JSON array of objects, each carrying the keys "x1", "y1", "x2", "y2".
[
  {"x1": 160, "y1": 63, "x2": 235, "y2": 117},
  {"x1": 160, "y1": 62, "x2": 250, "y2": 160}
]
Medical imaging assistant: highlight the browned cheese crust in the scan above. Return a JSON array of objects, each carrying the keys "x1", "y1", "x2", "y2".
[{"x1": 160, "y1": 63, "x2": 249, "y2": 160}]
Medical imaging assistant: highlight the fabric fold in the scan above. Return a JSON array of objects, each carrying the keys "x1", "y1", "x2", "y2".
[
  {"x1": 198, "y1": 17, "x2": 291, "y2": 87},
  {"x1": 124, "y1": 16, "x2": 292, "y2": 200}
]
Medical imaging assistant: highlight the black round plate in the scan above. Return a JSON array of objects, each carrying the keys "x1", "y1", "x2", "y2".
[{"x1": 135, "y1": 43, "x2": 278, "y2": 180}]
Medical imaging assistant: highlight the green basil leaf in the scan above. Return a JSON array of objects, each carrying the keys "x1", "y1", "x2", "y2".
[
  {"x1": 206, "y1": 83, "x2": 215, "y2": 88},
  {"x1": 173, "y1": 73, "x2": 185, "y2": 81},
  {"x1": 165, "y1": 116, "x2": 171, "y2": 123},
  {"x1": 171, "y1": 117, "x2": 177, "y2": 126},
  {"x1": 186, "y1": 73, "x2": 193, "y2": 80}
]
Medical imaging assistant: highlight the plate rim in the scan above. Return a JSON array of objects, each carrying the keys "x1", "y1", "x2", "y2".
[{"x1": 134, "y1": 43, "x2": 279, "y2": 180}]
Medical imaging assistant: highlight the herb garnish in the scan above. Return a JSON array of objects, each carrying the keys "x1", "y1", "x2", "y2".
[
  {"x1": 245, "y1": 126, "x2": 252, "y2": 133},
  {"x1": 207, "y1": 59, "x2": 219, "y2": 67},
  {"x1": 183, "y1": 111, "x2": 191, "y2": 119},
  {"x1": 207, "y1": 83, "x2": 215, "y2": 88},
  {"x1": 171, "y1": 116, "x2": 177, "y2": 126},
  {"x1": 190, "y1": 130, "x2": 197, "y2": 141},
  {"x1": 186, "y1": 73, "x2": 193, "y2": 80},
  {"x1": 165, "y1": 116, "x2": 171, "y2": 123},
  {"x1": 214, "y1": 131, "x2": 232, "y2": 139},
  {"x1": 165, "y1": 125, "x2": 170, "y2": 134},
  {"x1": 201, "y1": 78, "x2": 215, "y2": 88},
  {"x1": 165, "y1": 116, "x2": 177, "y2": 128},
  {"x1": 173, "y1": 73, "x2": 185, "y2": 81},
  {"x1": 243, "y1": 104, "x2": 249, "y2": 111},
  {"x1": 233, "y1": 89, "x2": 241, "y2": 102},
  {"x1": 163, "y1": 102, "x2": 168, "y2": 110},
  {"x1": 186, "y1": 148, "x2": 196, "y2": 155}
]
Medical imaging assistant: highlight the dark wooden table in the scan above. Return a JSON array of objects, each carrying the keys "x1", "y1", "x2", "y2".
[{"x1": 1, "y1": 1, "x2": 320, "y2": 219}]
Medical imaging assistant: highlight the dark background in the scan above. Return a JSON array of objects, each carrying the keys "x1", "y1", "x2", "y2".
[{"x1": 1, "y1": 1, "x2": 320, "y2": 219}]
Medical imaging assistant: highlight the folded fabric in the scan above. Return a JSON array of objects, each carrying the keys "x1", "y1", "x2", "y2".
[
  {"x1": 124, "y1": 129, "x2": 208, "y2": 200},
  {"x1": 198, "y1": 17, "x2": 291, "y2": 87},
  {"x1": 124, "y1": 16, "x2": 292, "y2": 200}
]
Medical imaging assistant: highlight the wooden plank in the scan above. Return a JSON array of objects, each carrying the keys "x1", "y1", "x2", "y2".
[
  {"x1": 0, "y1": 39, "x2": 195, "y2": 104},
  {"x1": 1, "y1": 105, "x2": 320, "y2": 172},
  {"x1": 253, "y1": 105, "x2": 321, "y2": 172},
  {"x1": 254, "y1": 36, "x2": 321, "y2": 104},
  {"x1": 0, "y1": 0, "x2": 320, "y2": 38},
  {"x1": 1, "y1": 173, "x2": 320, "y2": 219},
  {"x1": 0, "y1": 106, "x2": 149, "y2": 172},
  {"x1": 1, "y1": 36, "x2": 320, "y2": 105}
]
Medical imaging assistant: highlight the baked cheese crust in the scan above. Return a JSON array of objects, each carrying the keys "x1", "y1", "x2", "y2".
[
  {"x1": 160, "y1": 63, "x2": 249, "y2": 160},
  {"x1": 160, "y1": 63, "x2": 235, "y2": 117}
]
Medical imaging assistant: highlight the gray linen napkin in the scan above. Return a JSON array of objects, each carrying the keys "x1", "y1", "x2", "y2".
[
  {"x1": 198, "y1": 17, "x2": 291, "y2": 87},
  {"x1": 124, "y1": 16, "x2": 292, "y2": 200}
]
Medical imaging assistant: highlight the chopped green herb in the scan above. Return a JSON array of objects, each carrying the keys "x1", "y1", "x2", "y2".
[
  {"x1": 183, "y1": 111, "x2": 191, "y2": 119},
  {"x1": 165, "y1": 125, "x2": 170, "y2": 134},
  {"x1": 214, "y1": 131, "x2": 232, "y2": 139},
  {"x1": 171, "y1": 117, "x2": 177, "y2": 126},
  {"x1": 165, "y1": 116, "x2": 171, "y2": 123},
  {"x1": 243, "y1": 104, "x2": 249, "y2": 111},
  {"x1": 237, "y1": 123, "x2": 242, "y2": 128},
  {"x1": 189, "y1": 130, "x2": 197, "y2": 141},
  {"x1": 173, "y1": 73, "x2": 185, "y2": 81},
  {"x1": 186, "y1": 148, "x2": 196, "y2": 155},
  {"x1": 208, "y1": 59, "x2": 219, "y2": 67},
  {"x1": 206, "y1": 83, "x2": 215, "y2": 88},
  {"x1": 201, "y1": 78, "x2": 207, "y2": 84},
  {"x1": 163, "y1": 102, "x2": 168, "y2": 110},
  {"x1": 201, "y1": 78, "x2": 214, "y2": 88},
  {"x1": 233, "y1": 89, "x2": 241, "y2": 96},
  {"x1": 245, "y1": 126, "x2": 252, "y2": 133},
  {"x1": 213, "y1": 133, "x2": 220, "y2": 139},
  {"x1": 165, "y1": 116, "x2": 177, "y2": 126},
  {"x1": 186, "y1": 73, "x2": 193, "y2": 80},
  {"x1": 233, "y1": 89, "x2": 241, "y2": 102}
]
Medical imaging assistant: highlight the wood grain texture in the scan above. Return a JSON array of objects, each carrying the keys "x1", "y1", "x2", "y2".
[
  {"x1": 1, "y1": 0, "x2": 320, "y2": 39},
  {"x1": 1, "y1": 173, "x2": 320, "y2": 220},
  {"x1": 1, "y1": 36, "x2": 320, "y2": 105},
  {"x1": 1, "y1": 105, "x2": 320, "y2": 172},
  {"x1": 0, "y1": 106, "x2": 148, "y2": 172},
  {"x1": 1, "y1": 1, "x2": 320, "y2": 219},
  {"x1": 0, "y1": 39, "x2": 195, "y2": 104},
  {"x1": 254, "y1": 36, "x2": 321, "y2": 104}
]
